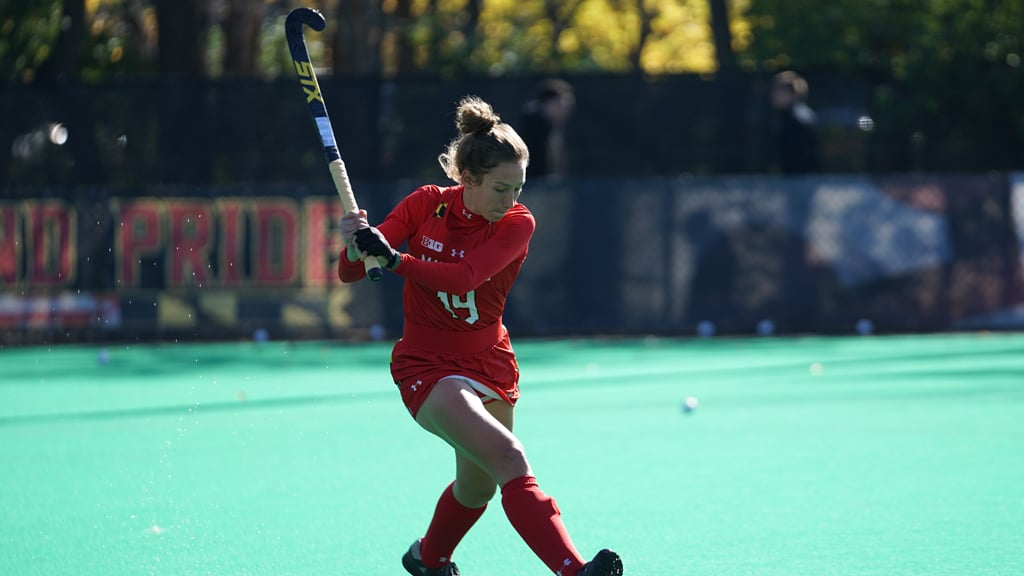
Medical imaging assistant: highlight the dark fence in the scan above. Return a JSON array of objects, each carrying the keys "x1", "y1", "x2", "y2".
[
  {"x1": 2, "y1": 174, "x2": 1023, "y2": 345},
  {"x1": 3, "y1": 71, "x2": 1022, "y2": 189}
]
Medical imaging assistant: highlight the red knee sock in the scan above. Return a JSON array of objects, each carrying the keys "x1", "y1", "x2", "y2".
[
  {"x1": 420, "y1": 482, "x2": 487, "y2": 568},
  {"x1": 501, "y1": 475, "x2": 585, "y2": 575}
]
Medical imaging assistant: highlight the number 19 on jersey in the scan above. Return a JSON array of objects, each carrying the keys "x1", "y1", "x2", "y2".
[{"x1": 437, "y1": 290, "x2": 479, "y2": 325}]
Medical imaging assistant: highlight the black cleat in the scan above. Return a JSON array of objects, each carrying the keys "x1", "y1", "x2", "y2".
[
  {"x1": 578, "y1": 549, "x2": 623, "y2": 576},
  {"x1": 402, "y1": 539, "x2": 460, "y2": 576}
]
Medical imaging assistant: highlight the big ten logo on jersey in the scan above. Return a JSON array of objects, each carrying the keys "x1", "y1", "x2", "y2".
[{"x1": 421, "y1": 235, "x2": 443, "y2": 253}]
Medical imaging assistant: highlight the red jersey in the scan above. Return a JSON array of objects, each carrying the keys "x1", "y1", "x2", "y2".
[{"x1": 338, "y1": 184, "x2": 534, "y2": 354}]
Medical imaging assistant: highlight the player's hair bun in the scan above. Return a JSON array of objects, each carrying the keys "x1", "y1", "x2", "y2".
[
  {"x1": 455, "y1": 96, "x2": 499, "y2": 135},
  {"x1": 438, "y1": 94, "x2": 527, "y2": 185}
]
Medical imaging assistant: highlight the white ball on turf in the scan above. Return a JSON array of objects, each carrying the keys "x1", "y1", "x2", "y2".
[{"x1": 683, "y1": 396, "x2": 699, "y2": 413}]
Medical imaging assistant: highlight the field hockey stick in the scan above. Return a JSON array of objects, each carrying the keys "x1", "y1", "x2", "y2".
[{"x1": 285, "y1": 7, "x2": 383, "y2": 282}]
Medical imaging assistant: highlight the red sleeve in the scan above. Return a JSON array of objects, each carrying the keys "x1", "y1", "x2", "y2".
[
  {"x1": 392, "y1": 211, "x2": 534, "y2": 293},
  {"x1": 336, "y1": 247, "x2": 364, "y2": 283},
  {"x1": 337, "y1": 187, "x2": 435, "y2": 284}
]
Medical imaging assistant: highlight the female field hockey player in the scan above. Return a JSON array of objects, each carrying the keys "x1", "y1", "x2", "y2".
[{"x1": 338, "y1": 95, "x2": 623, "y2": 576}]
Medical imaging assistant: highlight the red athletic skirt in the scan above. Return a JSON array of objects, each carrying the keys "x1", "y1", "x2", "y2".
[{"x1": 389, "y1": 324, "x2": 520, "y2": 418}]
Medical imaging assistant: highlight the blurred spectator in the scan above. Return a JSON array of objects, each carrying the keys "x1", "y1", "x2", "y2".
[
  {"x1": 518, "y1": 78, "x2": 575, "y2": 180},
  {"x1": 770, "y1": 71, "x2": 821, "y2": 174},
  {"x1": 685, "y1": 211, "x2": 737, "y2": 325}
]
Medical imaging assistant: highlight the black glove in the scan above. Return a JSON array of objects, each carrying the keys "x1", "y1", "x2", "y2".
[{"x1": 353, "y1": 227, "x2": 400, "y2": 270}]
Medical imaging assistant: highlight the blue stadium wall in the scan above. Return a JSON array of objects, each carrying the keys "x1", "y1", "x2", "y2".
[{"x1": 2, "y1": 174, "x2": 1023, "y2": 344}]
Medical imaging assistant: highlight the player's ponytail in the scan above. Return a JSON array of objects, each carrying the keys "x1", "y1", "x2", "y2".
[{"x1": 439, "y1": 95, "x2": 529, "y2": 185}]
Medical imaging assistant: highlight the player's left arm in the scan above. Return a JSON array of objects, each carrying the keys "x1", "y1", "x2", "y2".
[
  {"x1": 337, "y1": 193, "x2": 424, "y2": 283},
  {"x1": 393, "y1": 212, "x2": 535, "y2": 293}
]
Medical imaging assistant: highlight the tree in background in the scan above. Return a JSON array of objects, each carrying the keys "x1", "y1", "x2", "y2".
[
  {"x1": 11, "y1": 0, "x2": 1019, "y2": 87},
  {"x1": 0, "y1": 2, "x2": 60, "y2": 84},
  {"x1": 567, "y1": 0, "x2": 749, "y2": 73},
  {"x1": 708, "y1": 0, "x2": 735, "y2": 72},
  {"x1": 541, "y1": 0, "x2": 585, "y2": 69},
  {"x1": 4, "y1": 0, "x2": 749, "y2": 81},
  {"x1": 1, "y1": 0, "x2": 158, "y2": 83},
  {"x1": 155, "y1": 0, "x2": 207, "y2": 77},
  {"x1": 223, "y1": 0, "x2": 263, "y2": 76},
  {"x1": 332, "y1": 0, "x2": 381, "y2": 74},
  {"x1": 36, "y1": 0, "x2": 86, "y2": 81},
  {"x1": 372, "y1": 0, "x2": 739, "y2": 75}
]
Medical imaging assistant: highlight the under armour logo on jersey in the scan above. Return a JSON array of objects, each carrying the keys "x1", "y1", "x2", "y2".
[
  {"x1": 421, "y1": 235, "x2": 443, "y2": 253},
  {"x1": 411, "y1": 380, "x2": 422, "y2": 391},
  {"x1": 434, "y1": 203, "x2": 448, "y2": 218},
  {"x1": 461, "y1": 208, "x2": 473, "y2": 219},
  {"x1": 450, "y1": 248, "x2": 465, "y2": 259}
]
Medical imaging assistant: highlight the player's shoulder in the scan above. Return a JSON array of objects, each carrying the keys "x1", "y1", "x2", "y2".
[
  {"x1": 498, "y1": 203, "x2": 536, "y2": 232},
  {"x1": 397, "y1": 184, "x2": 450, "y2": 215},
  {"x1": 405, "y1": 184, "x2": 444, "y2": 203},
  {"x1": 504, "y1": 203, "x2": 534, "y2": 223},
  {"x1": 409, "y1": 184, "x2": 465, "y2": 204}
]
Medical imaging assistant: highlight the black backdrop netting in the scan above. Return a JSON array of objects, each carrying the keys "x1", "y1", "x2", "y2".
[{"x1": 3, "y1": 71, "x2": 1021, "y2": 188}]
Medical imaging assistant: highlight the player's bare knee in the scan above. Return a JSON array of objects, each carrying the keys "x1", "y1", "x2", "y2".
[
  {"x1": 488, "y1": 439, "x2": 529, "y2": 481},
  {"x1": 454, "y1": 481, "x2": 496, "y2": 507}
]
